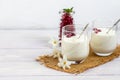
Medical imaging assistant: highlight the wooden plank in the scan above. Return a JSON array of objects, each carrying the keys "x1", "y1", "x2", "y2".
[
  {"x1": 0, "y1": 76, "x2": 120, "y2": 80},
  {"x1": 0, "y1": 30, "x2": 57, "y2": 48},
  {"x1": 0, "y1": 49, "x2": 52, "y2": 62}
]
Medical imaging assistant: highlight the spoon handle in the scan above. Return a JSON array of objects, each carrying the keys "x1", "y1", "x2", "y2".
[
  {"x1": 78, "y1": 23, "x2": 89, "y2": 39},
  {"x1": 107, "y1": 19, "x2": 120, "y2": 33}
]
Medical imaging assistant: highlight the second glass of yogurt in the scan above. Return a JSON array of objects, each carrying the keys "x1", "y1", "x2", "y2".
[
  {"x1": 90, "y1": 21, "x2": 118, "y2": 56},
  {"x1": 61, "y1": 24, "x2": 90, "y2": 63}
]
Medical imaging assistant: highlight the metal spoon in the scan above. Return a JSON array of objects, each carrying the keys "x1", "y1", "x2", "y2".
[{"x1": 107, "y1": 19, "x2": 120, "y2": 33}]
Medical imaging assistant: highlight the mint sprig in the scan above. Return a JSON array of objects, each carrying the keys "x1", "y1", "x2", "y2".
[{"x1": 63, "y1": 7, "x2": 73, "y2": 14}]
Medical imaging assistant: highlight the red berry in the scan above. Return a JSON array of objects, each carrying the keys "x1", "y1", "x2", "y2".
[
  {"x1": 93, "y1": 28, "x2": 97, "y2": 31},
  {"x1": 97, "y1": 29, "x2": 101, "y2": 32},
  {"x1": 93, "y1": 28, "x2": 102, "y2": 34},
  {"x1": 66, "y1": 33, "x2": 75, "y2": 38}
]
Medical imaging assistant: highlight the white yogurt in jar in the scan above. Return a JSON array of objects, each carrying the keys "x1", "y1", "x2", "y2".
[
  {"x1": 90, "y1": 28, "x2": 117, "y2": 54},
  {"x1": 62, "y1": 35, "x2": 89, "y2": 61}
]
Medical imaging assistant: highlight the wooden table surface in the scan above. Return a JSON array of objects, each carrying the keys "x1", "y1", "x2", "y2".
[{"x1": 0, "y1": 29, "x2": 120, "y2": 80}]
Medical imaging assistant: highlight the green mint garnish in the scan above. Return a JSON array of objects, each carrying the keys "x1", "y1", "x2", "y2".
[{"x1": 63, "y1": 7, "x2": 73, "y2": 14}]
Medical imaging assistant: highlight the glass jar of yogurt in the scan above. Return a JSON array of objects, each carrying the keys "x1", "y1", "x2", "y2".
[
  {"x1": 90, "y1": 20, "x2": 118, "y2": 56},
  {"x1": 61, "y1": 24, "x2": 90, "y2": 63}
]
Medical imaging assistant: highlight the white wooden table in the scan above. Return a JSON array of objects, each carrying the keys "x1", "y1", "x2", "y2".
[{"x1": 0, "y1": 29, "x2": 120, "y2": 80}]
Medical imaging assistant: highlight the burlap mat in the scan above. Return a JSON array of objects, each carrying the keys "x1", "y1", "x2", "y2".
[{"x1": 36, "y1": 46, "x2": 120, "y2": 74}]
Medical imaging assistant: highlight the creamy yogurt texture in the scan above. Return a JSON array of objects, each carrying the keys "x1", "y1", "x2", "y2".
[
  {"x1": 62, "y1": 35, "x2": 89, "y2": 61},
  {"x1": 90, "y1": 28, "x2": 117, "y2": 53}
]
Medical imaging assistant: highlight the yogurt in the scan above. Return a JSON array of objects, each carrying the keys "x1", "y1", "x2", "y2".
[
  {"x1": 62, "y1": 35, "x2": 89, "y2": 61},
  {"x1": 90, "y1": 28, "x2": 117, "y2": 55}
]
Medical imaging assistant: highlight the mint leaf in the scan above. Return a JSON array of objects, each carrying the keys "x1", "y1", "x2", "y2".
[{"x1": 63, "y1": 7, "x2": 74, "y2": 14}]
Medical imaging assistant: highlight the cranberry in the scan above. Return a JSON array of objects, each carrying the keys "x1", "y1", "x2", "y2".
[
  {"x1": 66, "y1": 33, "x2": 75, "y2": 38},
  {"x1": 93, "y1": 28, "x2": 102, "y2": 34},
  {"x1": 93, "y1": 28, "x2": 97, "y2": 31},
  {"x1": 97, "y1": 29, "x2": 101, "y2": 32}
]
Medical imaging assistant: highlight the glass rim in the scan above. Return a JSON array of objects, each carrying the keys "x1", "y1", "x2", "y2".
[{"x1": 62, "y1": 24, "x2": 90, "y2": 31}]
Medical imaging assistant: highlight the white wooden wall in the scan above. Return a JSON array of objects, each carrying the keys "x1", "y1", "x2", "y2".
[{"x1": 0, "y1": 0, "x2": 120, "y2": 29}]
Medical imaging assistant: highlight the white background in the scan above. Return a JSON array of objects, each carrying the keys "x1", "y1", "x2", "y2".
[
  {"x1": 0, "y1": 1, "x2": 120, "y2": 79},
  {"x1": 0, "y1": 0, "x2": 120, "y2": 29}
]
